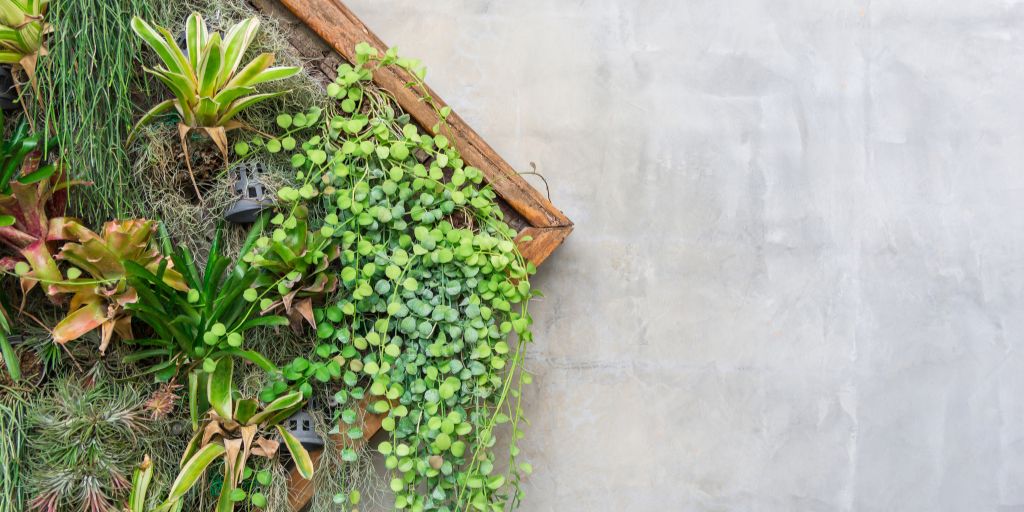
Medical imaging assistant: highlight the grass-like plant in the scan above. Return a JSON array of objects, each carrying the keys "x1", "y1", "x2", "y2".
[
  {"x1": 0, "y1": 291, "x2": 17, "y2": 381},
  {"x1": 35, "y1": 0, "x2": 156, "y2": 221},
  {"x1": 129, "y1": 12, "x2": 299, "y2": 198},
  {"x1": 0, "y1": 388, "x2": 26, "y2": 510},
  {"x1": 0, "y1": 0, "x2": 50, "y2": 91}
]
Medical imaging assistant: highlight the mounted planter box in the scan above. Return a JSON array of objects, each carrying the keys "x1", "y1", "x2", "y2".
[{"x1": 246, "y1": 1, "x2": 574, "y2": 509}]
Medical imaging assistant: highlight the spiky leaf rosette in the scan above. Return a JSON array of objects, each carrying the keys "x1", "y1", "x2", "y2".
[
  {"x1": 0, "y1": 0, "x2": 51, "y2": 89},
  {"x1": 122, "y1": 224, "x2": 287, "y2": 384},
  {"x1": 24, "y1": 373, "x2": 149, "y2": 512},
  {"x1": 129, "y1": 12, "x2": 300, "y2": 156},
  {"x1": 50, "y1": 219, "x2": 186, "y2": 352},
  {"x1": 245, "y1": 204, "x2": 340, "y2": 329},
  {"x1": 152, "y1": 358, "x2": 310, "y2": 512}
]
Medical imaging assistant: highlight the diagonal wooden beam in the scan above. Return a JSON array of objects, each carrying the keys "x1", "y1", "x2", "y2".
[
  {"x1": 275, "y1": 0, "x2": 573, "y2": 230},
  {"x1": 516, "y1": 225, "x2": 575, "y2": 268},
  {"x1": 287, "y1": 407, "x2": 386, "y2": 510}
]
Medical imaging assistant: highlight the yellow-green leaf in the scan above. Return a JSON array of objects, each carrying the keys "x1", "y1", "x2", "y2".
[
  {"x1": 277, "y1": 426, "x2": 314, "y2": 479},
  {"x1": 208, "y1": 357, "x2": 233, "y2": 420},
  {"x1": 163, "y1": 443, "x2": 226, "y2": 503}
]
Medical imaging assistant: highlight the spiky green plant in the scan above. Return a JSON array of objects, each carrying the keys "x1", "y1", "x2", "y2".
[
  {"x1": 122, "y1": 222, "x2": 286, "y2": 385},
  {"x1": 24, "y1": 373, "x2": 150, "y2": 512},
  {"x1": 0, "y1": 114, "x2": 58, "y2": 200},
  {"x1": 150, "y1": 357, "x2": 311, "y2": 512},
  {"x1": 129, "y1": 13, "x2": 299, "y2": 157},
  {"x1": 245, "y1": 204, "x2": 339, "y2": 329}
]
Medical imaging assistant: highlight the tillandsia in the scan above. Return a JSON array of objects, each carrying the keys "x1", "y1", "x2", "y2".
[
  {"x1": 237, "y1": 43, "x2": 539, "y2": 511},
  {"x1": 129, "y1": 12, "x2": 300, "y2": 199},
  {"x1": 150, "y1": 357, "x2": 311, "y2": 512},
  {"x1": 0, "y1": 0, "x2": 50, "y2": 91},
  {"x1": 48, "y1": 219, "x2": 186, "y2": 352},
  {"x1": 245, "y1": 203, "x2": 340, "y2": 330},
  {"x1": 24, "y1": 372, "x2": 150, "y2": 512},
  {"x1": 123, "y1": 224, "x2": 287, "y2": 385}
]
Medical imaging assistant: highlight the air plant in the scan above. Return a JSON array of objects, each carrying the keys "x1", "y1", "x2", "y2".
[
  {"x1": 244, "y1": 204, "x2": 340, "y2": 329},
  {"x1": 24, "y1": 373, "x2": 149, "y2": 512},
  {"x1": 143, "y1": 382, "x2": 182, "y2": 420},
  {"x1": 49, "y1": 219, "x2": 186, "y2": 353},
  {"x1": 129, "y1": 12, "x2": 299, "y2": 198},
  {"x1": 149, "y1": 357, "x2": 311, "y2": 512},
  {"x1": 0, "y1": 0, "x2": 51, "y2": 91}
]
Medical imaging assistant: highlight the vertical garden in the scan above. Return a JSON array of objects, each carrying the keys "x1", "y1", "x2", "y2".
[{"x1": 0, "y1": 1, "x2": 539, "y2": 511}]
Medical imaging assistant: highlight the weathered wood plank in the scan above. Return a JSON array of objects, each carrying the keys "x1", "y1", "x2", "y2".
[
  {"x1": 516, "y1": 226, "x2": 575, "y2": 268},
  {"x1": 274, "y1": 0, "x2": 572, "y2": 230},
  {"x1": 287, "y1": 408, "x2": 386, "y2": 510}
]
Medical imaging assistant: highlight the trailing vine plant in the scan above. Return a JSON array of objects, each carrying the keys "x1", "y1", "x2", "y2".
[{"x1": 241, "y1": 43, "x2": 538, "y2": 511}]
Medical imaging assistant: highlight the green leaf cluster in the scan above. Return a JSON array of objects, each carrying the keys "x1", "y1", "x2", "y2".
[
  {"x1": 241, "y1": 45, "x2": 538, "y2": 511},
  {"x1": 244, "y1": 204, "x2": 341, "y2": 328},
  {"x1": 0, "y1": 0, "x2": 49, "y2": 84},
  {"x1": 129, "y1": 12, "x2": 300, "y2": 140},
  {"x1": 124, "y1": 224, "x2": 286, "y2": 403},
  {"x1": 132, "y1": 358, "x2": 311, "y2": 512}
]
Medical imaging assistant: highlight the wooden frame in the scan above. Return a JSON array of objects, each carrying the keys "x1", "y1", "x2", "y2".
[{"x1": 251, "y1": 1, "x2": 574, "y2": 509}]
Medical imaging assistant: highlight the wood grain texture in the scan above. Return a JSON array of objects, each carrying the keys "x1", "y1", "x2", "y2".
[
  {"x1": 516, "y1": 226, "x2": 575, "y2": 268},
  {"x1": 287, "y1": 407, "x2": 387, "y2": 510},
  {"x1": 275, "y1": 0, "x2": 572, "y2": 230}
]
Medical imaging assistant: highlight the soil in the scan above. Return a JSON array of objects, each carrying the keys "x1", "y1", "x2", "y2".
[
  {"x1": 0, "y1": 347, "x2": 43, "y2": 390},
  {"x1": 178, "y1": 136, "x2": 229, "y2": 202}
]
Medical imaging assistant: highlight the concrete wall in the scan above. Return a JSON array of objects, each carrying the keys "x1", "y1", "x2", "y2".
[{"x1": 344, "y1": 1, "x2": 1024, "y2": 510}]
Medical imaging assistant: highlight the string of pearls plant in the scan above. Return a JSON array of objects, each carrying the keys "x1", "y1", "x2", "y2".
[{"x1": 238, "y1": 43, "x2": 538, "y2": 511}]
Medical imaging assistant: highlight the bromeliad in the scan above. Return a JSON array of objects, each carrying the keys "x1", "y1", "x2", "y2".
[
  {"x1": 50, "y1": 219, "x2": 186, "y2": 353},
  {"x1": 155, "y1": 358, "x2": 312, "y2": 512},
  {"x1": 0, "y1": 0, "x2": 50, "y2": 92},
  {"x1": 129, "y1": 12, "x2": 300, "y2": 199},
  {"x1": 122, "y1": 222, "x2": 287, "y2": 382},
  {"x1": 245, "y1": 205, "x2": 340, "y2": 330},
  {"x1": 0, "y1": 119, "x2": 77, "y2": 303}
]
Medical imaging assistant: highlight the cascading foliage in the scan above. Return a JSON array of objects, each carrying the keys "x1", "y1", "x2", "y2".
[{"x1": 243, "y1": 43, "x2": 537, "y2": 511}]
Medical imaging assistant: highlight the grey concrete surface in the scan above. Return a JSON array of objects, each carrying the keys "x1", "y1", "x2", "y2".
[{"x1": 345, "y1": 1, "x2": 1024, "y2": 510}]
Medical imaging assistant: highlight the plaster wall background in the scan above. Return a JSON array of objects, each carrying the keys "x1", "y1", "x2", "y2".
[{"x1": 345, "y1": 1, "x2": 1024, "y2": 510}]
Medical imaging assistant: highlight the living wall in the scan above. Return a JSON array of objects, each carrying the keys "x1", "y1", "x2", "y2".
[{"x1": 0, "y1": 1, "x2": 537, "y2": 511}]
